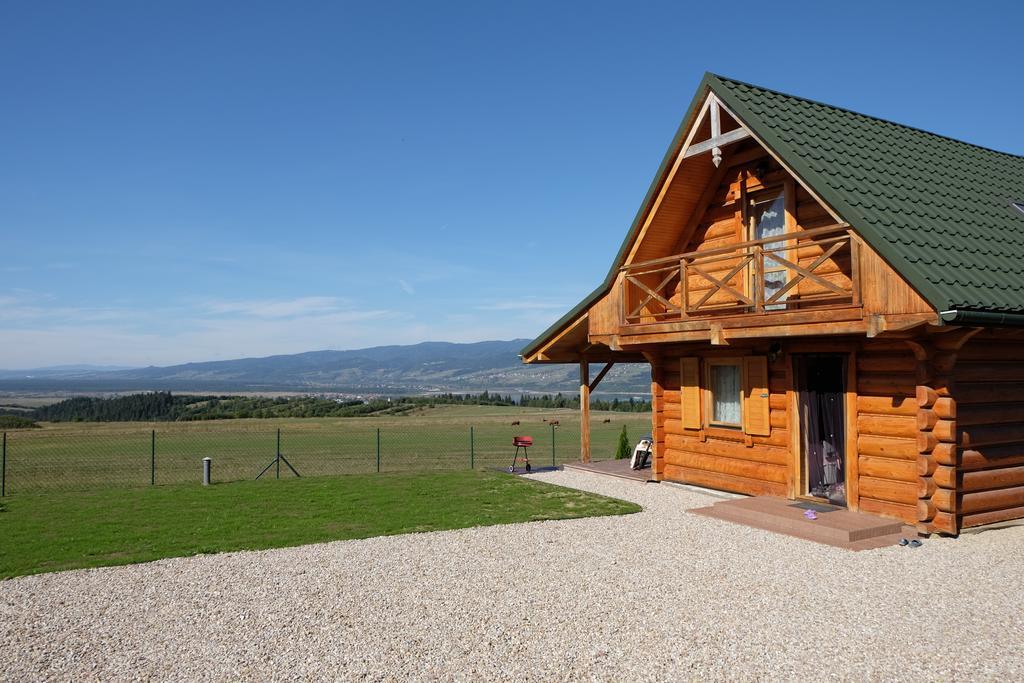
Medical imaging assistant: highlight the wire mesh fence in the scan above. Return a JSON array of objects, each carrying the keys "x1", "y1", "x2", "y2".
[{"x1": 0, "y1": 414, "x2": 652, "y2": 495}]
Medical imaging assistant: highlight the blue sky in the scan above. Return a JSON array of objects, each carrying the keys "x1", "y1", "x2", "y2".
[{"x1": 3, "y1": 1, "x2": 1023, "y2": 368}]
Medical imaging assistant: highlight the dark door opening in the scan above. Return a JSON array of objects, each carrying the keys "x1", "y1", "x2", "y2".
[{"x1": 794, "y1": 355, "x2": 847, "y2": 507}]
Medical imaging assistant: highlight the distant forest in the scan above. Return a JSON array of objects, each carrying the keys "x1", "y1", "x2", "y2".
[{"x1": 17, "y1": 391, "x2": 652, "y2": 423}]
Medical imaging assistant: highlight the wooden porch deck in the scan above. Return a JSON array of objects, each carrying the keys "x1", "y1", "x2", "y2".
[{"x1": 562, "y1": 458, "x2": 656, "y2": 482}]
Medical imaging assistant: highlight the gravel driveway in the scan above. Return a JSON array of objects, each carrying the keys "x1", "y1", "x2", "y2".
[{"x1": 1, "y1": 470, "x2": 1022, "y2": 681}]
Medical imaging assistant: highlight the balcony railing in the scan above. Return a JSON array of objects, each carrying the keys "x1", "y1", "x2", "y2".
[{"x1": 621, "y1": 224, "x2": 857, "y2": 325}]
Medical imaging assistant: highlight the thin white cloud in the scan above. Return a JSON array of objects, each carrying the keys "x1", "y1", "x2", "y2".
[
  {"x1": 0, "y1": 303, "x2": 144, "y2": 325},
  {"x1": 397, "y1": 279, "x2": 416, "y2": 295},
  {"x1": 0, "y1": 307, "x2": 405, "y2": 367},
  {"x1": 202, "y1": 296, "x2": 348, "y2": 319}
]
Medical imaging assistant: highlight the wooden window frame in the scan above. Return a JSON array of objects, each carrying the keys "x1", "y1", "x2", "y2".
[
  {"x1": 743, "y1": 180, "x2": 797, "y2": 309},
  {"x1": 746, "y1": 186, "x2": 787, "y2": 242},
  {"x1": 703, "y1": 357, "x2": 744, "y2": 430}
]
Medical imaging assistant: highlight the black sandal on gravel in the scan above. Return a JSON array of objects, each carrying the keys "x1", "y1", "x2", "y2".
[
  {"x1": 908, "y1": 539, "x2": 922, "y2": 548},
  {"x1": 898, "y1": 538, "x2": 909, "y2": 546}
]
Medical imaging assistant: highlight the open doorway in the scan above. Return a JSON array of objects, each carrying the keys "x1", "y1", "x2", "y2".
[{"x1": 793, "y1": 355, "x2": 847, "y2": 507}]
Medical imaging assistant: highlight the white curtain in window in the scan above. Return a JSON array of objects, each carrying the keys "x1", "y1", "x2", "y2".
[
  {"x1": 711, "y1": 365, "x2": 741, "y2": 424},
  {"x1": 754, "y1": 195, "x2": 786, "y2": 247},
  {"x1": 755, "y1": 195, "x2": 788, "y2": 309}
]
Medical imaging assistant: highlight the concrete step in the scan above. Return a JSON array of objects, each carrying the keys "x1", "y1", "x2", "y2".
[{"x1": 690, "y1": 496, "x2": 909, "y2": 550}]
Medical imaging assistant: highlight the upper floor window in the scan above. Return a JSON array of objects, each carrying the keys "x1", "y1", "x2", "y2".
[
  {"x1": 751, "y1": 193, "x2": 786, "y2": 244},
  {"x1": 748, "y1": 189, "x2": 789, "y2": 309}
]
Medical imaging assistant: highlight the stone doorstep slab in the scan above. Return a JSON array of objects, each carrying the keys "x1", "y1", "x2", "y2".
[{"x1": 689, "y1": 496, "x2": 909, "y2": 550}]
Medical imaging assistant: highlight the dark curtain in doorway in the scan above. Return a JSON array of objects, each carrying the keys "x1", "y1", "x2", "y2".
[{"x1": 797, "y1": 356, "x2": 846, "y2": 506}]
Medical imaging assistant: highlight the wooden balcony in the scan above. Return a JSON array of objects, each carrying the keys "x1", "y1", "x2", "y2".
[{"x1": 621, "y1": 224, "x2": 859, "y2": 326}]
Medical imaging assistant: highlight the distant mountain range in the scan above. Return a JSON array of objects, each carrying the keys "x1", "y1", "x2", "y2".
[{"x1": 0, "y1": 340, "x2": 650, "y2": 396}]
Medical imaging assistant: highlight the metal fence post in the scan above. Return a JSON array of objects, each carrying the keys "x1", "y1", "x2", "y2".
[
  {"x1": 276, "y1": 428, "x2": 281, "y2": 479},
  {"x1": 376, "y1": 428, "x2": 381, "y2": 473},
  {"x1": 2, "y1": 432, "x2": 6, "y2": 497},
  {"x1": 150, "y1": 430, "x2": 156, "y2": 485},
  {"x1": 551, "y1": 423, "x2": 556, "y2": 467},
  {"x1": 470, "y1": 426, "x2": 474, "y2": 469}
]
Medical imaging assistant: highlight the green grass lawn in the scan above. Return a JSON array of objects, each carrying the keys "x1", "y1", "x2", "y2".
[{"x1": 0, "y1": 470, "x2": 640, "y2": 579}]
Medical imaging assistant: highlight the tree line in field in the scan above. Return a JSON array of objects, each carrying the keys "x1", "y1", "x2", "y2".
[
  {"x1": 0, "y1": 415, "x2": 40, "y2": 429},
  {"x1": 15, "y1": 391, "x2": 652, "y2": 423},
  {"x1": 428, "y1": 391, "x2": 651, "y2": 412}
]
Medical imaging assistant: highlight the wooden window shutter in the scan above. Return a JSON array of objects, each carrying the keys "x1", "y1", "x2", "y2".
[
  {"x1": 742, "y1": 356, "x2": 771, "y2": 436},
  {"x1": 680, "y1": 357, "x2": 701, "y2": 430}
]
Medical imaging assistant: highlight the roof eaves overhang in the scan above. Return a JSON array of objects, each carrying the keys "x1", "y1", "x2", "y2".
[{"x1": 520, "y1": 74, "x2": 720, "y2": 361}]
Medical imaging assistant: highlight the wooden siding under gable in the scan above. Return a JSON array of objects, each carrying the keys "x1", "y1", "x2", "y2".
[
  {"x1": 618, "y1": 146, "x2": 933, "y2": 335},
  {"x1": 858, "y1": 242, "x2": 934, "y2": 317},
  {"x1": 575, "y1": 142, "x2": 936, "y2": 358}
]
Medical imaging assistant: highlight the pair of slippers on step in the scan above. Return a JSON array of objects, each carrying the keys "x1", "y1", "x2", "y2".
[{"x1": 898, "y1": 538, "x2": 922, "y2": 548}]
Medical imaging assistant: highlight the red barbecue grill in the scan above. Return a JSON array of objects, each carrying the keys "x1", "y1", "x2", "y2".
[{"x1": 510, "y1": 436, "x2": 533, "y2": 473}]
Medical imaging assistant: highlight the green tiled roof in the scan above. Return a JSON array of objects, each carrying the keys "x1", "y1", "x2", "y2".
[
  {"x1": 709, "y1": 73, "x2": 1024, "y2": 314},
  {"x1": 522, "y1": 73, "x2": 1024, "y2": 359}
]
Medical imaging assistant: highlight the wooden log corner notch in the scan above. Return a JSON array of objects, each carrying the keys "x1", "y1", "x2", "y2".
[{"x1": 907, "y1": 329, "x2": 982, "y2": 535}]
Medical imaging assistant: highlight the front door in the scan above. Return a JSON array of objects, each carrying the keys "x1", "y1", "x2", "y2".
[{"x1": 794, "y1": 355, "x2": 847, "y2": 506}]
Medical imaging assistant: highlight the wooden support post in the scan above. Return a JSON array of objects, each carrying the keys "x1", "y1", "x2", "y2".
[
  {"x1": 650, "y1": 357, "x2": 664, "y2": 481},
  {"x1": 580, "y1": 360, "x2": 591, "y2": 463}
]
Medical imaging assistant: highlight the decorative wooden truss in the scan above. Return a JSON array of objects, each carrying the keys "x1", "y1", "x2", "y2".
[
  {"x1": 621, "y1": 224, "x2": 859, "y2": 324},
  {"x1": 684, "y1": 94, "x2": 752, "y2": 167}
]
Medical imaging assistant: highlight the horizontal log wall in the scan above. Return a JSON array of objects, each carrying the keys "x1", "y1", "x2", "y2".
[
  {"x1": 855, "y1": 341, "x2": 920, "y2": 524},
  {"x1": 953, "y1": 336, "x2": 1024, "y2": 529},
  {"x1": 649, "y1": 335, "x2": 1024, "y2": 533},
  {"x1": 657, "y1": 344, "x2": 789, "y2": 497},
  {"x1": 653, "y1": 338, "x2": 927, "y2": 527}
]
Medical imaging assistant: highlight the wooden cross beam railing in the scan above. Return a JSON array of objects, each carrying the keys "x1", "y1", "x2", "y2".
[
  {"x1": 625, "y1": 266, "x2": 682, "y2": 320},
  {"x1": 620, "y1": 224, "x2": 857, "y2": 324},
  {"x1": 687, "y1": 255, "x2": 754, "y2": 311},
  {"x1": 762, "y1": 237, "x2": 850, "y2": 304}
]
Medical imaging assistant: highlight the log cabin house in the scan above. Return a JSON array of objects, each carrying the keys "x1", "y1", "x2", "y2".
[{"x1": 521, "y1": 73, "x2": 1024, "y2": 535}]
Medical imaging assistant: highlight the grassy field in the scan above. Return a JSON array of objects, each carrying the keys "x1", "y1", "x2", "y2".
[
  {"x1": 1, "y1": 405, "x2": 652, "y2": 494},
  {"x1": 0, "y1": 470, "x2": 641, "y2": 578}
]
